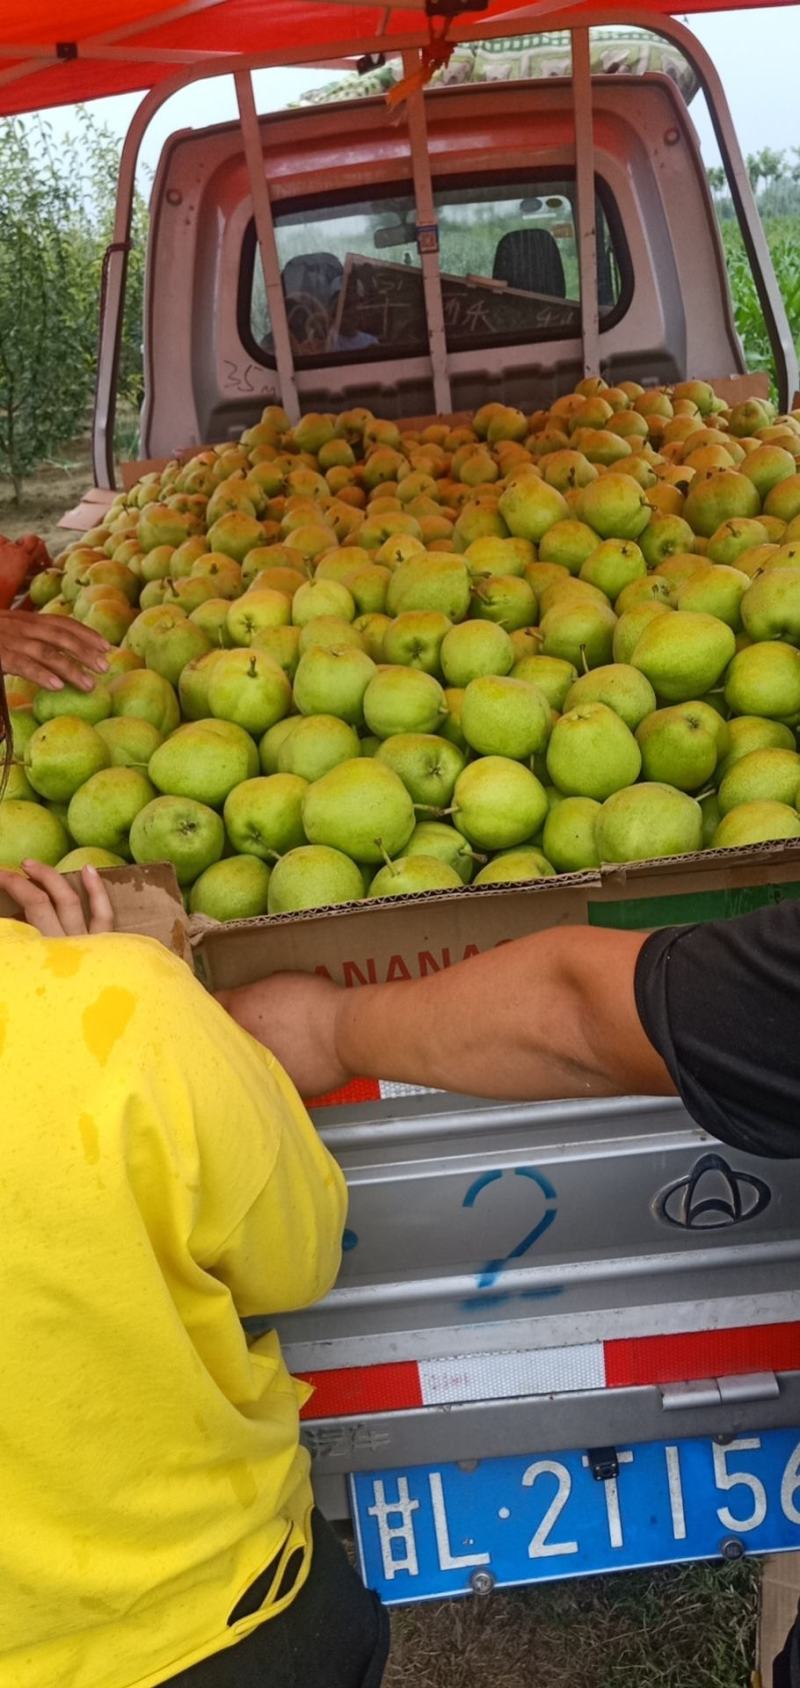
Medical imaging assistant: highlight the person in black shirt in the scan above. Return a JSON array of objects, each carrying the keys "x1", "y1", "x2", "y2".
[{"x1": 221, "y1": 900, "x2": 800, "y2": 1688}]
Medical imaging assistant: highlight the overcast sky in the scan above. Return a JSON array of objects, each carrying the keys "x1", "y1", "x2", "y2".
[{"x1": 32, "y1": 9, "x2": 800, "y2": 183}]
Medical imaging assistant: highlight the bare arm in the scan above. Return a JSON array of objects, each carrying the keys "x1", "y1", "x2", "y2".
[{"x1": 220, "y1": 926, "x2": 676, "y2": 1103}]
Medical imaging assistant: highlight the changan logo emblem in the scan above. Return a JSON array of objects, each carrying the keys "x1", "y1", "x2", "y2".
[{"x1": 656, "y1": 1152, "x2": 771, "y2": 1230}]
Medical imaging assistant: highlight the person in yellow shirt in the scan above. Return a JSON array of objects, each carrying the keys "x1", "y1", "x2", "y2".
[{"x1": 0, "y1": 860, "x2": 389, "y2": 1688}]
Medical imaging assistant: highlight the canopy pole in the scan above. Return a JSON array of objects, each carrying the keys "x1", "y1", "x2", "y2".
[
  {"x1": 403, "y1": 52, "x2": 451, "y2": 417},
  {"x1": 571, "y1": 25, "x2": 600, "y2": 379},
  {"x1": 234, "y1": 71, "x2": 300, "y2": 424}
]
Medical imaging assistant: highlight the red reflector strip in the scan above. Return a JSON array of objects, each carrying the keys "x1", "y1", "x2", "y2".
[
  {"x1": 299, "y1": 1361, "x2": 423, "y2": 1420},
  {"x1": 605, "y1": 1321, "x2": 800, "y2": 1388},
  {"x1": 308, "y1": 1077, "x2": 382, "y2": 1109}
]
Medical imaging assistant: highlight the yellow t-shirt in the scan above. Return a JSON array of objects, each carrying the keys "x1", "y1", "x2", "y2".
[{"x1": 0, "y1": 924, "x2": 347, "y2": 1688}]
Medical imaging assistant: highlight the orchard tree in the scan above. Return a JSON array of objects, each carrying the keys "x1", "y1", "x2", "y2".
[{"x1": 0, "y1": 112, "x2": 148, "y2": 500}]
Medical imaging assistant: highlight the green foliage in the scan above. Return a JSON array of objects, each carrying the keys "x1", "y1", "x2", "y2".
[
  {"x1": 0, "y1": 110, "x2": 147, "y2": 499},
  {"x1": 708, "y1": 151, "x2": 800, "y2": 396}
]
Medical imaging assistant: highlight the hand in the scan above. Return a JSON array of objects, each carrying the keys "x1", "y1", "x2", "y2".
[
  {"x1": 0, "y1": 860, "x2": 115, "y2": 936},
  {"x1": 0, "y1": 535, "x2": 50, "y2": 607},
  {"x1": 218, "y1": 973, "x2": 351, "y2": 1099},
  {"x1": 0, "y1": 610, "x2": 109, "y2": 691}
]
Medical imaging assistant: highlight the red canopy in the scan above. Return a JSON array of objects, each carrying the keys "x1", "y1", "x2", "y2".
[{"x1": 0, "y1": 0, "x2": 788, "y2": 118}]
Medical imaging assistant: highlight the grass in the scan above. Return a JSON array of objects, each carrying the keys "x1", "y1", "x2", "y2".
[
  {"x1": 385, "y1": 1558, "x2": 760, "y2": 1688},
  {"x1": 0, "y1": 434, "x2": 94, "y2": 556}
]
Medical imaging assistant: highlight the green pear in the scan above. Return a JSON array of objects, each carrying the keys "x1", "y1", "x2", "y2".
[
  {"x1": 226, "y1": 589, "x2": 291, "y2": 645},
  {"x1": 32, "y1": 682, "x2": 113, "y2": 727},
  {"x1": 277, "y1": 716, "x2": 360, "y2": 783},
  {"x1": 441, "y1": 687, "x2": 467, "y2": 750},
  {"x1": 267, "y1": 845, "x2": 364, "y2": 913},
  {"x1": 348, "y1": 566, "x2": 392, "y2": 617},
  {"x1": 538, "y1": 520, "x2": 598, "y2": 575},
  {"x1": 178, "y1": 650, "x2": 226, "y2": 721},
  {"x1": 740, "y1": 567, "x2": 800, "y2": 645},
  {"x1": 580, "y1": 539, "x2": 646, "y2": 600},
  {"x1": 464, "y1": 536, "x2": 534, "y2": 578},
  {"x1": 547, "y1": 702, "x2": 641, "y2": 799},
  {"x1": 578, "y1": 472, "x2": 651, "y2": 540},
  {"x1": 368, "y1": 856, "x2": 463, "y2": 898},
  {"x1": 713, "y1": 800, "x2": 800, "y2": 848},
  {"x1": 717, "y1": 715, "x2": 796, "y2": 780},
  {"x1": 542, "y1": 796, "x2": 602, "y2": 871},
  {"x1": 148, "y1": 719, "x2": 256, "y2": 808},
  {"x1": 404, "y1": 820, "x2": 478, "y2": 884},
  {"x1": 675, "y1": 565, "x2": 749, "y2": 630},
  {"x1": 386, "y1": 554, "x2": 471, "y2": 621},
  {"x1": 740, "y1": 445, "x2": 796, "y2": 502},
  {"x1": 293, "y1": 645, "x2": 376, "y2": 725},
  {"x1": 292, "y1": 579, "x2": 355, "y2": 627},
  {"x1": 189, "y1": 856, "x2": 272, "y2": 921},
  {"x1": 1, "y1": 766, "x2": 39, "y2": 804},
  {"x1": 208, "y1": 649, "x2": 292, "y2": 736},
  {"x1": 297, "y1": 614, "x2": 366, "y2": 651},
  {"x1": 725, "y1": 641, "x2": 800, "y2": 719},
  {"x1": 639, "y1": 513, "x2": 695, "y2": 568},
  {"x1": 25, "y1": 717, "x2": 110, "y2": 802},
  {"x1": 461, "y1": 676, "x2": 551, "y2": 760},
  {"x1": 596, "y1": 783, "x2": 703, "y2": 862},
  {"x1": 510, "y1": 654, "x2": 577, "y2": 710},
  {"x1": 9, "y1": 709, "x2": 37, "y2": 759},
  {"x1": 470, "y1": 575, "x2": 537, "y2": 631},
  {"x1": 302, "y1": 758, "x2": 415, "y2": 863},
  {"x1": 259, "y1": 718, "x2": 300, "y2": 774},
  {"x1": 706, "y1": 517, "x2": 769, "y2": 566},
  {"x1": 615, "y1": 576, "x2": 673, "y2": 614},
  {"x1": 56, "y1": 847, "x2": 126, "y2": 872},
  {"x1": 93, "y1": 717, "x2": 162, "y2": 769},
  {"x1": 353, "y1": 613, "x2": 392, "y2": 664},
  {"x1": 452, "y1": 757, "x2": 549, "y2": 849},
  {"x1": 381, "y1": 611, "x2": 452, "y2": 673},
  {"x1": 613, "y1": 603, "x2": 673, "y2": 665},
  {"x1": 498, "y1": 475, "x2": 568, "y2": 542},
  {"x1": 439, "y1": 620, "x2": 514, "y2": 686},
  {"x1": 631, "y1": 611, "x2": 735, "y2": 702},
  {"x1": 540, "y1": 599, "x2": 617, "y2": 671},
  {"x1": 472, "y1": 848, "x2": 556, "y2": 885},
  {"x1": 564, "y1": 664, "x2": 656, "y2": 731},
  {"x1": 700, "y1": 792, "x2": 722, "y2": 847},
  {"x1": 653, "y1": 554, "x2": 707, "y2": 592},
  {"x1": 0, "y1": 801, "x2": 69, "y2": 869},
  {"x1": 251, "y1": 625, "x2": 301, "y2": 679},
  {"x1": 67, "y1": 767, "x2": 156, "y2": 856},
  {"x1": 363, "y1": 668, "x2": 447, "y2": 738},
  {"x1": 375, "y1": 734, "x2": 465, "y2": 808},
  {"x1": 718, "y1": 747, "x2": 800, "y2": 814},
  {"x1": 190, "y1": 598, "x2": 236, "y2": 648},
  {"x1": 635, "y1": 704, "x2": 719, "y2": 791},
  {"x1": 683, "y1": 469, "x2": 761, "y2": 536},
  {"x1": 110, "y1": 669, "x2": 180, "y2": 735},
  {"x1": 129, "y1": 795, "x2": 225, "y2": 885},
  {"x1": 223, "y1": 773, "x2": 307, "y2": 858}
]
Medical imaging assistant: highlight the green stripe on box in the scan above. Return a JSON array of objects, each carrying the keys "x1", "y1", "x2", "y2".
[{"x1": 588, "y1": 881, "x2": 800, "y2": 931}]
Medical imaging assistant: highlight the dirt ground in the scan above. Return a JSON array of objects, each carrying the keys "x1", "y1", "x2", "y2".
[{"x1": 0, "y1": 445, "x2": 763, "y2": 1688}]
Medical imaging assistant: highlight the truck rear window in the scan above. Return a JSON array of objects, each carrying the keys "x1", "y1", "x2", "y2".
[{"x1": 241, "y1": 174, "x2": 630, "y2": 368}]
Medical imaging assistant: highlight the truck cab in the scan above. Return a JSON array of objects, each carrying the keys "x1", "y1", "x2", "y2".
[{"x1": 142, "y1": 68, "x2": 746, "y2": 455}]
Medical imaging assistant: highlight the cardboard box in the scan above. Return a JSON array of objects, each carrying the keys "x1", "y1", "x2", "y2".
[
  {"x1": 188, "y1": 838, "x2": 800, "y2": 992},
  {"x1": 10, "y1": 840, "x2": 794, "y2": 994}
]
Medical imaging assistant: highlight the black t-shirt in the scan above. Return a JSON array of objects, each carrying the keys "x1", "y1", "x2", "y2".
[
  {"x1": 636, "y1": 900, "x2": 800, "y2": 1682},
  {"x1": 635, "y1": 898, "x2": 800, "y2": 1160}
]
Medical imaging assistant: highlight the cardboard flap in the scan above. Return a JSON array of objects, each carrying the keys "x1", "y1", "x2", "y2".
[{"x1": 0, "y1": 864, "x2": 191, "y2": 963}]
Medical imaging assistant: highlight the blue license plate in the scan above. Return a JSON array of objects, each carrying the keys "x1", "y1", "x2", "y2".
[{"x1": 351, "y1": 1428, "x2": 800, "y2": 1604}]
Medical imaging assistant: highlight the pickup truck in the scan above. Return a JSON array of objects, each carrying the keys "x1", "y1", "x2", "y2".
[{"x1": 53, "y1": 8, "x2": 800, "y2": 1609}]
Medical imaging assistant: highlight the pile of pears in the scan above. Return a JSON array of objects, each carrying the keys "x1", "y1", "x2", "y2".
[{"x1": 4, "y1": 374, "x2": 800, "y2": 921}]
